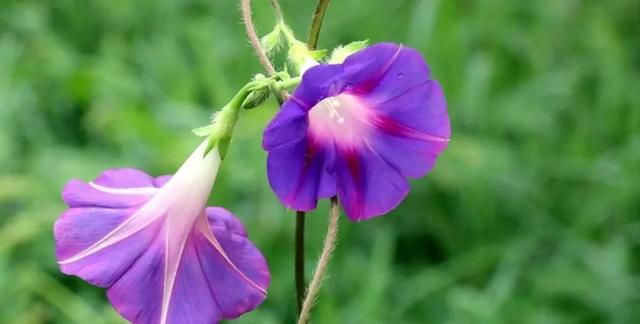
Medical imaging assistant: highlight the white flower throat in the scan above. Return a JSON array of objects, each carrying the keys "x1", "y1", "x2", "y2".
[{"x1": 308, "y1": 93, "x2": 371, "y2": 146}]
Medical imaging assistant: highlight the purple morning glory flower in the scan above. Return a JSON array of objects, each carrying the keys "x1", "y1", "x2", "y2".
[
  {"x1": 263, "y1": 43, "x2": 451, "y2": 221},
  {"x1": 54, "y1": 142, "x2": 270, "y2": 324}
]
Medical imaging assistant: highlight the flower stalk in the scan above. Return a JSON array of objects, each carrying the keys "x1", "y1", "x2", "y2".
[
  {"x1": 307, "y1": 0, "x2": 332, "y2": 50},
  {"x1": 294, "y1": 210, "x2": 306, "y2": 314},
  {"x1": 297, "y1": 197, "x2": 340, "y2": 324}
]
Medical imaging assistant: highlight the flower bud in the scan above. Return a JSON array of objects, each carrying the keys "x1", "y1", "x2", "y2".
[
  {"x1": 241, "y1": 74, "x2": 271, "y2": 109},
  {"x1": 241, "y1": 86, "x2": 271, "y2": 109}
]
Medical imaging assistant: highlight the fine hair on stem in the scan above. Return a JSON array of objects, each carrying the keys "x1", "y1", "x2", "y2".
[{"x1": 297, "y1": 197, "x2": 340, "y2": 324}]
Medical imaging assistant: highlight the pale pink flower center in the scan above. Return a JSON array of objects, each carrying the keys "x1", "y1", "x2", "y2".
[{"x1": 308, "y1": 93, "x2": 371, "y2": 146}]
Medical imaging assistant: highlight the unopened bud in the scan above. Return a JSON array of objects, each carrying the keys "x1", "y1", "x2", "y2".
[{"x1": 241, "y1": 87, "x2": 271, "y2": 109}]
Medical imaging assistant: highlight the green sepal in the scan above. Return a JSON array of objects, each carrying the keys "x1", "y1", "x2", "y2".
[
  {"x1": 309, "y1": 49, "x2": 328, "y2": 60},
  {"x1": 196, "y1": 101, "x2": 240, "y2": 158},
  {"x1": 199, "y1": 137, "x2": 229, "y2": 160},
  {"x1": 288, "y1": 41, "x2": 328, "y2": 73},
  {"x1": 261, "y1": 25, "x2": 284, "y2": 57},
  {"x1": 202, "y1": 139, "x2": 216, "y2": 157},
  {"x1": 287, "y1": 41, "x2": 311, "y2": 72},
  {"x1": 201, "y1": 130, "x2": 231, "y2": 159},
  {"x1": 328, "y1": 40, "x2": 369, "y2": 64},
  {"x1": 215, "y1": 136, "x2": 231, "y2": 159},
  {"x1": 192, "y1": 124, "x2": 215, "y2": 137}
]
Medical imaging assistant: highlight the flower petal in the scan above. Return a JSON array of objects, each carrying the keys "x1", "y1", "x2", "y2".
[
  {"x1": 56, "y1": 144, "x2": 269, "y2": 324},
  {"x1": 105, "y1": 230, "x2": 166, "y2": 323},
  {"x1": 105, "y1": 212, "x2": 269, "y2": 324},
  {"x1": 93, "y1": 168, "x2": 157, "y2": 188},
  {"x1": 344, "y1": 43, "x2": 451, "y2": 140},
  {"x1": 346, "y1": 45, "x2": 450, "y2": 179},
  {"x1": 207, "y1": 207, "x2": 247, "y2": 237},
  {"x1": 262, "y1": 103, "x2": 307, "y2": 151},
  {"x1": 57, "y1": 206, "x2": 268, "y2": 324},
  {"x1": 154, "y1": 175, "x2": 173, "y2": 187},
  {"x1": 55, "y1": 168, "x2": 165, "y2": 286},
  {"x1": 199, "y1": 209, "x2": 270, "y2": 318},
  {"x1": 56, "y1": 176, "x2": 268, "y2": 323},
  {"x1": 262, "y1": 64, "x2": 345, "y2": 151},
  {"x1": 289, "y1": 64, "x2": 345, "y2": 110},
  {"x1": 162, "y1": 231, "x2": 223, "y2": 323},
  {"x1": 264, "y1": 43, "x2": 450, "y2": 220},
  {"x1": 367, "y1": 127, "x2": 449, "y2": 178},
  {"x1": 342, "y1": 43, "x2": 408, "y2": 93},
  {"x1": 62, "y1": 180, "x2": 154, "y2": 208},
  {"x1": 266, "y1": 136, "x2": 336, "y2": 211},
  {"x1": 62, "y1": 168, "x2": 160, "y2": 209},
  {"x1": 334, "y1": 145, "x2": 409, "y2": 221},
  {"x1": 54, "y1": 206, "x2": 161, "y2": 287}
]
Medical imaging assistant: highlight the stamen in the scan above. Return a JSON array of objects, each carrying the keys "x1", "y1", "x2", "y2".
[
  {"x1": 325, "y1": 98, "x2": 345, "y2": 124},
  {"x1": 308, "y1": 93, "x2": 370, "y2": 146}
]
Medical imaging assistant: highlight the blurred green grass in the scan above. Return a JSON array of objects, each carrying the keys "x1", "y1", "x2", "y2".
[{"x1": 1, "y1": 0, "x2": 639, "y2": 323}]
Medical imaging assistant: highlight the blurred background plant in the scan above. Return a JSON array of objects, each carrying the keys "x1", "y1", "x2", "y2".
[{"x1": 1, "y1": 0, "x2": 639, "y2": 323}]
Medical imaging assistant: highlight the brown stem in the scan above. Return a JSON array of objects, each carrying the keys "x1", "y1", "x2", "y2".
[
  {"x1": 307, "y1": 0, "x2": 331, "y2": 49},
  {"x1": 240, "y1": 0, "x2": 277, "y2": 76},
  {"x1": 297, "y1": 197, "x2": 340, "y2": 324}
]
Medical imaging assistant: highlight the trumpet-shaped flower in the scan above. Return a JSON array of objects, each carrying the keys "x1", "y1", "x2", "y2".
[
  {"x1": 263, "y1": 43, "x2": 451, "y2": 221},
  {"x1": 54, "y1": 141, "x2": 270, "y2": 324}
]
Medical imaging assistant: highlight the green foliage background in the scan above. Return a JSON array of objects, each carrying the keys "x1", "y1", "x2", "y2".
[{"x1": 1, "y1": 0, "x2": 639, "y2": 323}]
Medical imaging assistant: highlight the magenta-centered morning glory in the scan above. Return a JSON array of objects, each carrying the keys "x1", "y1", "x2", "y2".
[
  {"x1": 54, "y1": 142, "x2": 270, "y2": 324},
  {"x1": 263, "y1": 43, "x2": 451, "y2": 221}
]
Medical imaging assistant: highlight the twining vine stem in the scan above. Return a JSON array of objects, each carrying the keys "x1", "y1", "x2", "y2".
[
  {"x1": 307, "y1": 0, "x2": 331, "y2": 50},
  {"x1": 297, "y1": 197, "x2": 340, "y2": 324},
  {"x1": 240, "y1": 0, "x2": 277, "y2": 76}
]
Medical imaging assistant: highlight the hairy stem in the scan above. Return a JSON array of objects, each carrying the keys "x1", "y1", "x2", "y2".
[
  {"x1": 294, "y1": 0, "x2": 335, "y2": 318},
  {"x1": 295, "y1": 211, "x2": 306, "y2": 314},
  {"x1": 269, "y1": 0, "x2": 284, "y2": 22},
  {"x1": 307, "y1": 0, "x2": 331, "y2": 50},
  {"x1": 240, "y1": 0, "x2": 277, "y2": 75},
  {"x1": 297, "y1": 197, "x2": 340, "y2": 324}
]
